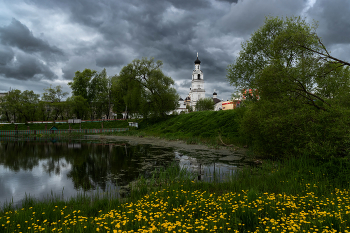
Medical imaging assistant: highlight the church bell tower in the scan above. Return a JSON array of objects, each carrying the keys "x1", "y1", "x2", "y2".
[{"x1": 190, "y1": 53, "x2": 205, "y2": 108}]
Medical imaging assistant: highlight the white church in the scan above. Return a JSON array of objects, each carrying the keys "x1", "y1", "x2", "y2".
[
  {"x1": 183, "y1": 53, "x2": 206, "y2": 110},
  {"x1": 175, "y1": 53, "x2": 222, "y2": 113}
]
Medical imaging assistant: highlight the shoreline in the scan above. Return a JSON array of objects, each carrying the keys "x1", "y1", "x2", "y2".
[{"x1": 89, "y1": 134, "x2": 249, "y2": 158}]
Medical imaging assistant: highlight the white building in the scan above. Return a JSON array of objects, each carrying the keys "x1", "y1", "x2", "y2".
[
  {"x1": 189, "y1": 53, "x2": 205, "y2": 109},
  {"x1": 212, "y1": 91, "x2": 223, "y2": 111}
]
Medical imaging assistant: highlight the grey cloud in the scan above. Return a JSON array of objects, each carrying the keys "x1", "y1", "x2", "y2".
[
  {"x1": 307, "y1": 0, "x2": 350, "y2": 46},
  {"x1": 95, "y1": 51, "x2": 128, "y2": 67},
  {"x1": 0, "y1": 52, "x2": 56, "y2": 81},
  {"x1": 216, "y1": 0, "x2": 238, "y2": 3},
  {"x1": 61, "y1": 56, "x2": 98, "y2": 80},
  {"x1": 218, "y1": 0, "x2": 306, "y2": 37},
  {"x1": 0, "y1": 45, "x2": 14, "y2": 65},
  {"x1": 0, "y1": 18, "x2": 65, "y2": 61}
]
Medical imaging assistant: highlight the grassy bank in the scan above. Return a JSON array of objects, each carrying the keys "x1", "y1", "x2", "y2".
[
  {"x1": 1, "y1": 157, "x2": 350, "y2": 232},
  {"x1": 108, "y1": 110, "x2": 244, "y2": 148},
  {"x1": 2, "y1": 110, "x2": 350, "y2": 232}
]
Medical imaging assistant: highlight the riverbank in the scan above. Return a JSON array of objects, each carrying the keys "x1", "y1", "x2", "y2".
[
  {"x1": 2, "y1": 110, "x2": 350, "y2": 232},
  {"x1": 1, "y1": 133, "x2": 350, "y2": 232}
]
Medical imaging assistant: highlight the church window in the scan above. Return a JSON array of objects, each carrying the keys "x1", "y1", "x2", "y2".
[{"x1": 198, "y1": 74, "x2": 200, "y2": 79}]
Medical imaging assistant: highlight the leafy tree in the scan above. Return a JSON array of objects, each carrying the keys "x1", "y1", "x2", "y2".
[
  {"x1": 68, "y1": 68, "x2": 114, "y2": 119},
  {"x1": 0, "y1": 89, "x2": 40, "y2": 122},
  {"x1": 113, "y1": 57, "x2": 179, "y2": 118},
  {"x1": 42, "y1": 85, "x2": 68, "y2": 103},
  {"x1": 111, "y1": 74, "x2": 143, "y2": 119},
  {"x1": 227, "y1": 16, "x2": 350, "y2": 158},
  {"x1": 42, "y1": 85, "x2": 69, "y2": 120},
  {"x1": 66, "y1": 96, "x2": 90, "y2": 120},
  {"x1": 89, "y1": 68, "x2": 112, "y2": 119},
  {"x1": 68, "y1": 69, "x2": 97, "y2": 101},
  {"x1": 195, "y1": 98, "x2": 214, "y2": 111}
]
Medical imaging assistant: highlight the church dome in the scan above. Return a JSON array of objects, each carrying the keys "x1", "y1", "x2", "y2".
[
  {"x1": 213, "y1": 92, "x2": 217, "y2": 95},
  {"x1": 194, "y1": 56, "x2": 201, "y2": 64}
]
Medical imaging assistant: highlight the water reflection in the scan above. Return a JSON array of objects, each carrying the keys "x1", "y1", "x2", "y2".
[
  {"x1": 0, "y1": 138, "x2": 246, "y2": 208},
  {"x1": 0, "y1": 139, "x2": 176, "y2": 207}
]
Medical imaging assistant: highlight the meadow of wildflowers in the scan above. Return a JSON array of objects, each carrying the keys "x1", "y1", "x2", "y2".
[{"x1": 1, "y1": 156, "x2": 350, "y2": 232}]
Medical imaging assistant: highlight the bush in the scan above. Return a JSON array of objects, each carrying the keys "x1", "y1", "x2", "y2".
[{"x1": 240, "y1": 101, "x2": 350, "y2": 159}]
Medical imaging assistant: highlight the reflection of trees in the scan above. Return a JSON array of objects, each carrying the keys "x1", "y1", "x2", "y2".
[{"x1": 0, "y1": 140, "x2": 175, "y2": 192}]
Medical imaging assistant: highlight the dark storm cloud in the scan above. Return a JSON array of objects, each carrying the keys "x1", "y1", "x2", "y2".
[
  {"x1": 0, "y1": 18, "x2": 65, "y2": 61},
  {"x1": 0, "y1": 45, "x2": 14, "y2": 65},
  {"x1": 0, "y1": 52, "x2": 56, "y2": 81},
  {"x1": 218, "y1": 0, "x2": 306, "y2": 37},
  {"x1": 3, "y1": 0, "x2": 349, "y2": 101},
  {"x1": 95, "y1": 51, "x2": 128, "y2": 67},
  {"x1": 216, "y1": 0, "x2": 238, "y2": 3},
  {"x1": 307, "y1": 0, "x2": 350, "y2": 46}
]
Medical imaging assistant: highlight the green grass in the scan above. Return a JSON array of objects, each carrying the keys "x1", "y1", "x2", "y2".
[
  {"x1": 110, "y1": 110, "x2": 244, "y2": 149},
  {"x1": 1, "y1": 157, "x2": 350, "y2": 232},
  {"x1": 2, "y1": 110, "x2": 350, "y2": 232}
]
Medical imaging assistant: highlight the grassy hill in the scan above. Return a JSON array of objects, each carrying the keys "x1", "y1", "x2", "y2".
[{"x1": 137, "y1": 110, "x2": 243, "y2": 145}]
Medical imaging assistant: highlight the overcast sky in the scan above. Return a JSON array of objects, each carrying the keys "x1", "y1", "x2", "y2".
[{"x1": 0, "y1": 0, "x2": 349, "y2": 101}]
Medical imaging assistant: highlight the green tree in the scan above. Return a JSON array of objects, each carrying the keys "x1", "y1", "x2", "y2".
[
  {"x1": 195, "y1": 98, "x2": 214, "y2": 111},
  {"x1": 114, "y1": 57, "x2": 179, "y2": 118},
  {"x1": 89, "y1": 68, "x2": 112, "y2": 119},
  {"x1": 227, "y1": 16, "x2": 350, "y2": 158},
  {"x1": 42, "y1": 85, "x2": 69, "y2": 120},
  {"x1": 68, "y1": 68, "x2": 113, "y2": 119},
  {"x1": 66, "y1": 96, "x2": 90, "y2": 120},
  {"x1": 68, "y1": 69, "x2": 97, "y2": 101},
  {"x1": 0, "y1": 90, "x2": 40, "y2": 122},
  {"x1": 111, "y1": 74, "x2": 143, "y2": 119}
]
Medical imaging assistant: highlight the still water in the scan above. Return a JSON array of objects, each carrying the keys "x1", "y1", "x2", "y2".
[{"x1": 0, "y1": 137, "x2": 247, "y2": 208}]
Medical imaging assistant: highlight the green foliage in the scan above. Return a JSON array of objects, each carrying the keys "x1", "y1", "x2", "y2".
[
  {"x1": 138, "y1": 110, "x2": 241, "y2": 142},
  {"x1": 195, "y1": 97, "x2": 214, "y2": 111},
  {"x1": 0, "y1": 89, "x2": 40, "y2": 122},
  {"x1": 68, "y1": 68, "x2": 113, "y2": 119},
  {"x1": 112, "y1": 57, "x2": 179, "y2": 118},
  {"x1": 239, "y1": 101, "x2": 350, "y2": 158},
  {"x1": 68, "y1": 69, "x2": 97, "y2": 101},
  {"x1": 41, "y1": 85, "x2": 69, "y2": 121},
  {"x1": 42, "y1": 85, "x2": 68, "y2": 103},
  {"x1": 227, "y1": 16, "x2": 350, "y2": 158},
  {"x1": 65, "y1": 96, "x2": 90, "y2": 120}
]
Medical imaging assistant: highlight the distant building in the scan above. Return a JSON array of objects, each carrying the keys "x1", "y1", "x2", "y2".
[
  {"x1": 187, "y1": 53, "x2": 205, "y2": 110},
  {"x1": 212, "y1": 91, "x2": 223, "y2": 111},
  {"x1": 0, "y1": 92, "x2": 8, "y2": 98},
  {"x1": 174, "y1": 97, "x2": 187, "y2": 114}
]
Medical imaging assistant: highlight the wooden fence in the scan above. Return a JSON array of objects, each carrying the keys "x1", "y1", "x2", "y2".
[{"x1": 0, "y1": 128, "x2": 129, "y2": 136}]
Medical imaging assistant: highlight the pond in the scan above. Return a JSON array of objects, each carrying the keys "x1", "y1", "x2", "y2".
[{"x1": 0, "y1": 136, "x2": 248, "y2": 208}]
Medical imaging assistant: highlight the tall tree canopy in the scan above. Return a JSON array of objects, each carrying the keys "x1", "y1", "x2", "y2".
[
  {"x1": 227, "y1": 16, "x2": 350, "y2": 111},
  {"x1": 0, "y1": 89, "x2": 40, "y2": 122},
  {"x1": 68, "y1": 69, "x2": 97, "y2": 102},
  {"x1": 112, "y1": 57, "x2": 179, "y2": 118},
  {"x1": 227, "y1": 16, "x2": 350, "y2": 158},
  {"x1": 68, "y1": 68, "x2": 112, "y2": 119}
]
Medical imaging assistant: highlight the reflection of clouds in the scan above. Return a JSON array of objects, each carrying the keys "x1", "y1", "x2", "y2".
[
  {"x1": 0, "y1": 159, "x2": 76, "y2": 208},
  {"x1": 175, "y1": 151, "x2": 237, "y2": 182}
]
